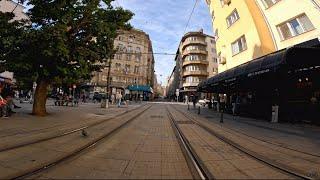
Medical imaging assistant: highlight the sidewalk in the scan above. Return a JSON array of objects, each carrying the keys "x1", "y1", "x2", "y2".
[
  {"x1": 0, "y1": 100, "x2": 145, "y2": 149},
  {"x1": 175, "y1": 104, "x2": 320, "y2": 156}
]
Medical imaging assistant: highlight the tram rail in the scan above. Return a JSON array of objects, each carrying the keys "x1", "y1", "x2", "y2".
[
  {"x1": 168, "y1": 105, "x2": 311, "y2": 179},
  {"x1": 0, "y1": 104, "x2": 148, "y2": 153},
  {"x1": 3, "y1": 105, "x2": 152, "y2": 179}
]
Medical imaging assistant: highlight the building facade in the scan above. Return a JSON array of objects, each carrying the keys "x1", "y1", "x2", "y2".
[
  {"x1": 90, "y1": 29, "x2": 155, "y2": 100},
  {"x1": 179, "y1": 30, "x2": 218, "y2": 98},
  {"x1": 205, "y1": 0, "x2": 320, "y2": 72},
  {"x1": 166, "y1": 30, "x2": 218, "y2": 100},
  {"x1": 0, "y1": 0, "x2": 28, "y2": 20}
]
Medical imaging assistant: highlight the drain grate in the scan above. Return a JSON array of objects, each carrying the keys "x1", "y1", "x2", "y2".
[{"x1": 175, "y1": 121, "x2": 195, "y2": 124}]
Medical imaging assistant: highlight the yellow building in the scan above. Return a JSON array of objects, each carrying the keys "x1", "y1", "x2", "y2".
[{"x1": 205, "y1": 0, "x2": 320, "y2": 72}]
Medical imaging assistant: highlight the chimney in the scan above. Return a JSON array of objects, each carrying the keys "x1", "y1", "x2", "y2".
[{"x1": 199, "y1": 28, "x2": 204, "y2": 33}]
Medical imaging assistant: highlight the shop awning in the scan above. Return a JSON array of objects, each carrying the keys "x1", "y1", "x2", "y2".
[
  {"x1": 127, "y1": 85, "x2": 153, "y2": 93},
  {"x1": 198, "y1": 46, "x2": 320, "y2": 93}
]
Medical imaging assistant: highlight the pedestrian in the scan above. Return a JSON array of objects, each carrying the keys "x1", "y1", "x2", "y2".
[
  {"x1": 192, "y1": 95, "x2": 197, "y2": 109},
  {"x1": 111, "y1": 94, "x2": 115, "y2": 105},
  {"x1": 185, "y1": 95, "x2": 189, "y2": 104},
  {"x1": 116, "y1": 92, "x2": 122, "y2": 108}
]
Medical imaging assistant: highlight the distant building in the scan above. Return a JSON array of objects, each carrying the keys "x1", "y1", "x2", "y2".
[
  {"x1": 205, "y1": 0, "x2": 320, "y2": 72},
  {"x1": 90, "y1": 29, "x2": 155, "y2": 100},
  {"x1": 0, "y1": 0, "x2": 28, "y2": 20},
  {"x1": 166, "y1": 30, "x2": 218, "y2": 100}
]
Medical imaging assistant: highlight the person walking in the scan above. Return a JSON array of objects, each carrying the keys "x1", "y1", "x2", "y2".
[{"x1": 116, "y1": 92, "x2": 122, "y2": 108}]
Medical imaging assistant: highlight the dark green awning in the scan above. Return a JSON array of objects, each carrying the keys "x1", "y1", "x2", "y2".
[{"x1": 127, "y1": 85, "x2": 153, "y2": 93}]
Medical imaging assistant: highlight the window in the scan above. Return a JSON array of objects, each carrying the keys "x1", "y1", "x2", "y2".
[
  {"x1": 231, "y1": 36, "x2": 247, "y2": 55},
  {"x1": 116, "y1": 63, "x2": 121, "y2": 71},
  {"x1": 128, "y1": 46, "x2": 133, "y2": 53},
  {"x1": 211, "y1": 10, "x2": 215, "y2": 21},
  {"x1": 277, "y1": 14, "x2": 315, "y2": 40},
  {"x1": 213, "y1": 58, "x2": 218, "y2": 63},
  {"x1": 211, "y1": 48, "x2": 216, "y2": 53},
  {"x1": 134, "y1": 66, "x2": 139, "y2": 74},
  {"x1": 136, "y1": 47, "x2": 141, "y2": 53},
  {"x1": 262, "y1": 0, "x2": 281, "y2": 8},
  {"x1": 114, "y1": 54, "x2": 121, "y2": 60},
  {"x1": 125, "y1": 65, "x2": 130, "y2": 74},
  {"x1": 226, "y1": 9, "x2": 239, "y2": 27},
  {"x1": 215, "y1": 29, "x2": 219, "y2": 40},
  {"x1": 126, "y1": 54, "x2": 131, "y2": 61},
  {"x1": 102, "y1": 75, "x2": 107, "y2": 81}
]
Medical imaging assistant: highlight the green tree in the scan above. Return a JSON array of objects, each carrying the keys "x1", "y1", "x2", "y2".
[{"x1": 1, "y1": 0, "x2": 133, "y2": 116}]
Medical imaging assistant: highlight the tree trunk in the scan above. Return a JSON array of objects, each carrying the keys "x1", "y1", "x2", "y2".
[{"x1": 32, "y1": 79, "x2": 49, "y2": 116}]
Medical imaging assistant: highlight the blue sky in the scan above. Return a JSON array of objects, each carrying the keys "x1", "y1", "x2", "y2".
[{"x1": 114, "y1": 0, "x2": 213, "y2": 85}]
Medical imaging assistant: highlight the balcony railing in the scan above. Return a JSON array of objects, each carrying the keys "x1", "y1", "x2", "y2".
[
  {"x1": 182, "y1": 60, "x2": 209, "y2": 67},
  {"x1": 182, "y1": 40, "x2": 206, "y2": 50},
  {"x1": 182, "y1": 49, "x2": 207, "y2": 58},
  {"x1": 183, "y1": 70, "x2": 209, "y2": 77},
  {"x1": 183, "y1": 82, "x2": 199, "y2": 87}
]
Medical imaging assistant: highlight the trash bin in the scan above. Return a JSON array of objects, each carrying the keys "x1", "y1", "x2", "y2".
[
  {"x1": 101, "y1": 99, "x2": 106, "y2": 108},
  {"x1": 271, "y1": 105, "x2": 279, "y2": 123}
]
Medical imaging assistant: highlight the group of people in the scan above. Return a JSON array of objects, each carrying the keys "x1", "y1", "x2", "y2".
[
  {"x1": 0, "y1": 83, "x2": 21, "y2": 118},
  {"x1": 54, "y1": 93, "x2": 79, "y2": 106}
]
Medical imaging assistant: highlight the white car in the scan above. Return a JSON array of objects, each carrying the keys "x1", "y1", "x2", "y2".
[{"x1": 198, "y1": 99, "x2": 210, "y2": 106}]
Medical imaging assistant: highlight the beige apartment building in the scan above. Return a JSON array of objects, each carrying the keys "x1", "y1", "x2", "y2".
[
  {"x1": 0, "y1": 0, "x2": 28, "y2": 20},
  {"x1": 205, "y1": 0, "x2": 320, "y2": 73},
  {"x1": 166, "y1": 30, "x2": 218, "y2": 100},
  {"x1": 91, "y1": 29, "x2": 155, "y2": 100}
]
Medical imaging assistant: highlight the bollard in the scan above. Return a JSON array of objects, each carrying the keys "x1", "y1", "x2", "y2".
[
  {"x1": 220, "y1": 110, "x2": 224, "y2": 123},
  {"x1": 188, "y1": 104, "x2": 190, "y2": 111},
  {"x1": 198, "y1": 106, "x2": 200, "y2": 115}
]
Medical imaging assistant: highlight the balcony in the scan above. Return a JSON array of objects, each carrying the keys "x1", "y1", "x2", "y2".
[
  {"x1": 182, "y1": 60, "x2": 209, "y2": 67},
  {"x1": 183, "y1": 82, "x2": 199, "y2": 87},
  {"x1": 182, "y1": 40, "x2": 206, "y2": 50},
  {"x1": 183, "y1": 70, "x2": 209, "y2": 77},
  {"x1": 182, "y1": 49, "x2": 207, "y2": 58}
]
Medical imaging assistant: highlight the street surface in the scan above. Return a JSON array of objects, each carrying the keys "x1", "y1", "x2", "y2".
[{"x1": 0, "y1": 101, "x2": 319, "y2": 179}]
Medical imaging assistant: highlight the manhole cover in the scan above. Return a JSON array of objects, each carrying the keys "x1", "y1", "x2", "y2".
[{"x1": 176, "y1": 121, "x2": 195, "y2": 124}]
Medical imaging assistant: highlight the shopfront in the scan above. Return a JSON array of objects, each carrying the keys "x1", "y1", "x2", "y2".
[{"x1": 198, "y1": 47, "x2": 320, "y2": 124}]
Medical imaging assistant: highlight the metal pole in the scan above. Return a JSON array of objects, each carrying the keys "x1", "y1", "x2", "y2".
[
  {"x1": 72, "y1": 88, "x2": 75, "y2": 107},
  {"x1": 188, "y1": 104, "x2": 190, "y2": 111},
  {"x1": 106, "y1": 57, "x2": 112, "y2": 109},
  {"x1": 220, "y1": 109, "x2": 224, "y2": 123}
]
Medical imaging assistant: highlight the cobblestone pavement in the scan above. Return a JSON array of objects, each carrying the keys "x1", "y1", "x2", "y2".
[
  {"x1": 1, "y1": 102, "x2": 318, "y2": 179},
  {"x1": 28, "y1": 104, "x2": 192, "y2": 179},
  {"x1": 168, "y1": 106, "x2": 294, "y2": 179},
  {"x1": 173, "y1": 104, "x2": 320, "y2": 178},
  {"x1": 0, "y1": 100, "x2": 143, "y2": 149},
  {"x1": 175, "y1": 104, "x2": 320, "y2": 155},
  {"x1": 0, "y1": 102, "x2": 148, "y2": 178}
]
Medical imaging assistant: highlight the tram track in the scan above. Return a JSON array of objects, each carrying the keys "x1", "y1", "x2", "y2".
[
  {"x1": 187, "y1": 107, "x2": 320, "y2": 158},
  {"x1": 1, "y1": 104, "x2": 152, "y2": 179},
  {"x1": 167, "y1": 105, "x2": 309, "y2": 179},
  {"x1": 173, "y1": 105, "x2": 320, "y2": 179},
  {"x1": 0, "y1": 104, "x2": 148, "y2": 153}
]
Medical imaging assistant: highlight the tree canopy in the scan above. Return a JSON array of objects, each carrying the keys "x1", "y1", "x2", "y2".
[{"x1": 0, "y1": 0, "x2": 133, "y2": 115}]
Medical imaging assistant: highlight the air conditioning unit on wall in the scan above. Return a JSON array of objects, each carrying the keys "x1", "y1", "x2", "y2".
[{"x1": 219, "y1": 57, "x2": 226, "y2": 65}]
